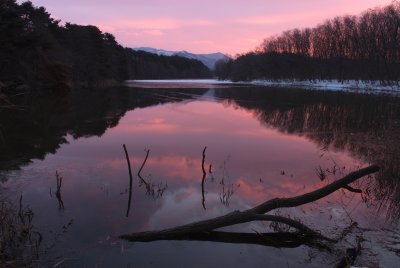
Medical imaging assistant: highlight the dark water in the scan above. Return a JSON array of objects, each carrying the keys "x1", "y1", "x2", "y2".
[{"x1": 1, "y1": 83, "x2": 400, "y2": 267}]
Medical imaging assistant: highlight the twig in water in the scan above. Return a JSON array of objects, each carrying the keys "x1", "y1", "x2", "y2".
[
  {"x1": 137, "y1": 149, "x2": 150, "y2": 187},
  {"x1": 123, "y1": 144, "x2": 133, "y2": 217},
  {"x1": 137, "y1": 149, "x2": 167, "y2": 198},
  {"x1": 138, "y1": 149, "x2": 153, "y2": 195},
  {"x1": 55, "y1": 171, "x2": 64, "y2": 210},
  {"x1": 220, "y1": 178, "x2": 235, "y2": 207},
  {"x1": 209, "y1": 164, "x2": 214, "y2": 181},
  {"x1": 315, "y1": 166, "x2": 327, "y2": 181},
  {"x1": 201, "y1": 146, "x2": 207, "y2": 210}
]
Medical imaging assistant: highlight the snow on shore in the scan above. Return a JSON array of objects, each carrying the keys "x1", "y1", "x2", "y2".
[
  {"x1": 250, "y1": 79, "x2": 400, "y2": 95},
  {"x1": 127, "y1": 79, "x2": 400, "y2": 95}
]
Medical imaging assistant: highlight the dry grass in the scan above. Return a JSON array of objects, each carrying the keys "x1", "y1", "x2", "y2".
[{"x1": 0, "y1": 196, "x2": 43, "y2": 268}]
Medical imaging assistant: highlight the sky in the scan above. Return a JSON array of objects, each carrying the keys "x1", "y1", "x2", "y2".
[{"x1": 20, "y1": 0, "x2": 393, "y2": 56}]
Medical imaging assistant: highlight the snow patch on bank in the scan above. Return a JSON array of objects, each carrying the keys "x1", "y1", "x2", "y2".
[
  {"x1": 126, "y1": 79, "x2": 400, "y2": 95},
  {"x1": 250, "y1": 79, "x2": 400, "y2": 95}
]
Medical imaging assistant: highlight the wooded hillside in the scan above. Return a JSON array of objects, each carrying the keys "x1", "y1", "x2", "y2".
[
  {"x1": 0, "y1": 0, "x2": 211, "y2": 92},
  {"x1": 216, "y1": 2, "x2": 400, "y2": 83}
]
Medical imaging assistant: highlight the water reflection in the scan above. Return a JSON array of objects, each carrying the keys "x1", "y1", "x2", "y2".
[
  {"x1": 0, "y1": 87, "x2": 208, "y2": 171},
  {"x1": 214, "y1": 87, "x2": 400, "y2": 219},
  {"x1": 1, "y1": 85, "x2": 400, "y2": 266}
]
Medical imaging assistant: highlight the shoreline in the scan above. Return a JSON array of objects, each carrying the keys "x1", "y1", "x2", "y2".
[
  {"x1": 125, "y1": 79, "x2": 400, "y2": 95},
  {"x1": 249, "y1": 79, "x2": 400, "y2": 94}
]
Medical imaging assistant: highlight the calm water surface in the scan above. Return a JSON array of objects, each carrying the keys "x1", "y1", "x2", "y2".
[{"x1": 1, "y1": 82, "x2": 400, "y2": 267}]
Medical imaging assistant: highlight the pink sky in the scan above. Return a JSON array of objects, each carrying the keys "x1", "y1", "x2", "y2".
[{"x1": 21, "y1": 0, "x2": 392, "y2": 55}]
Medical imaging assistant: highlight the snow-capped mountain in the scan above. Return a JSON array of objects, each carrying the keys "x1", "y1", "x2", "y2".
[{"x1": 134, "y1": 47, "x2": 230, "y2": 69}]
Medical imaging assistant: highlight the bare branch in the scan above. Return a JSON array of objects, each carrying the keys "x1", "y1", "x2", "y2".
[
  {"x1": 120, "y1": 165, "x2": 379, "y2": 243},
  {"x1": 137, "y1": 149, "x2": 168, "y2": 198},
  {"x1": 137, "y1": 149, "x2": 150, "y2": 187},
  {"x1": 55, "y1": 171, "x2": 64, "y2": 211},
  {"x1": 249, "y1": 165, "x2": 379, "y2": 214},
  {"x1": 342, "y1": 185, "x2": 362, "y2": 193},
  {"x1": 201, "y1": 146, "x2": 207, "y2": 210},
  {"x1": 123, "y1": 144, "x2": 133, "y2": 217}
]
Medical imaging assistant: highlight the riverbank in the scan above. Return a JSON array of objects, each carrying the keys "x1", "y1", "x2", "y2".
[
  {"x1": 249, "y1": 79, "x2": 400, "y2": 95},
  {"x1": 126, "y1": 79, "x2": 400, "y2": 95}
]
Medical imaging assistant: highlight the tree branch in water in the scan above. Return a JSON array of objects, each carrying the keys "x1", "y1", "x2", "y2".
[
  {"x1": 55, "y1": 171, "x2": 64, "y2": 211},
  {"x1": 123, "y1": 144, "x2": 133, "y2": 217},
  {"x1": 137, "y1": 149, "x2": 168, "y2": 198},
  {"x1": 137, "y1": 149, "x2": 150, "y2": 190},
  {"x1": 201, "y1": 146, "x2": 207, "y2": 210},
  {"x1": 120, "y1": 165, "x2": 379, "y2": 245}
]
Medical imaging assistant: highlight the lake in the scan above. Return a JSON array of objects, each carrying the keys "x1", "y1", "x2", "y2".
[{"x1": 1, "y1": 81, "x2": 400, "y2": 267}]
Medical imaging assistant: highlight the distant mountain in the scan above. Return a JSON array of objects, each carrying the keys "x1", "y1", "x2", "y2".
[{"x1": 134, "y1": 47, "x2": 230, "y2": 69}]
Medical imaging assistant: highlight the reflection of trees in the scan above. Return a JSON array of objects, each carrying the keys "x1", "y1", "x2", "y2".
[
  {"x1": 0, "y1": 87, "x2": 207, "y2": 172},
  {"x1": 215, "y1": 87, "x2": 400, "y2": 218}
]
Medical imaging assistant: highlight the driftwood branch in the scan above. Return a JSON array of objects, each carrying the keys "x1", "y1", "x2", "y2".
[
  {"x1": 120, "y1": 165, "x2": 379, "y2": 245},
  {"x1": 162, "y1": 231, "x2": 329, "y2": 249},
  {"x1": 119, "y1": 211, "x2": 332, "y2": 242}
]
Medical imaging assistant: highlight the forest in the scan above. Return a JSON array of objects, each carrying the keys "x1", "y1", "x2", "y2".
[
  {"x1": 0, "y1": 0, "x2": 211, "y2": 95},
  {"x1": 125, "y1": 50, "x2": 211, "y2": 80},
  {"x1": 215, "y1": 1, "x2": 400, "y2": 83}
]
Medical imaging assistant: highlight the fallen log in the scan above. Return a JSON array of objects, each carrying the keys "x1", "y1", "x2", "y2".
[
  {"x1": 120, "y1": 165, "x2": 379, "y2": 245},
  {"x1": 163, "y1": 231, "x2": 325, "y2": 249}
]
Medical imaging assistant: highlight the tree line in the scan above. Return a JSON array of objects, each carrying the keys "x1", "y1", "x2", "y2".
[
  {"x1": 125, "y1": 50, "x2": 210, "y2": 80},
  {"x1": 0, "y1": 0, "x2": 211, "y2": 94},
  {"x1": 216, "y1": 1, "x2": 400, "y2": 83}
]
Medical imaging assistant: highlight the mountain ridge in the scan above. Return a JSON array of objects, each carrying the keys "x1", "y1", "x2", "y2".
[{"x1": 133, "y1": 47, "x2": 230, "y2": 69}]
